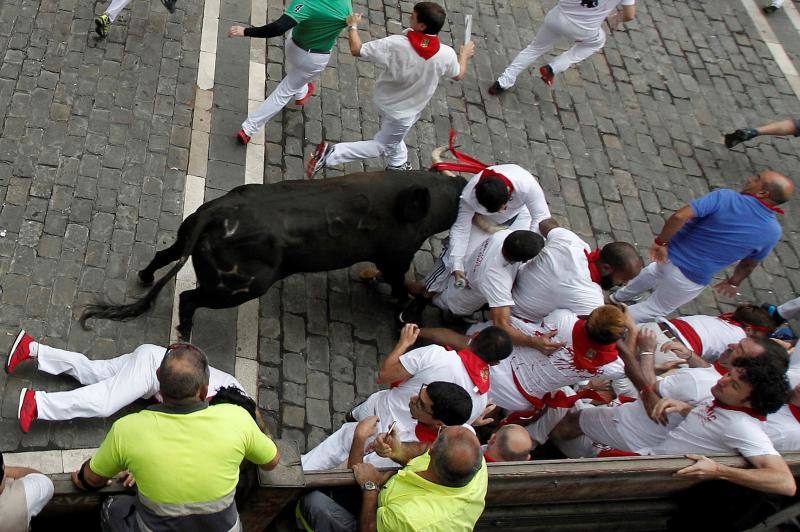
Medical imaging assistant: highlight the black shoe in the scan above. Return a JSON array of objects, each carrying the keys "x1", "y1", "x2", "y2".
[
  {"x1": 399, "y1": 297, "x2": 428, "y2": 325},
  {"x1": 763, "y1": 5, "x2": 779, "y2": 13},
  {"x1": 488, "y1": 81, "x2": 505, "y2": 96},
  {"x1": 161, "y1": 0, "x2": 177, "y2": 13},
  {"x1": 724, "y1": 129, "x2": 754, "y2": 149}
]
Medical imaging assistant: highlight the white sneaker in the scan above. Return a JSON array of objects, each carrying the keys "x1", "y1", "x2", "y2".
[{"x1": 386, "y1": 162, "x2": 413, "y2": 171}]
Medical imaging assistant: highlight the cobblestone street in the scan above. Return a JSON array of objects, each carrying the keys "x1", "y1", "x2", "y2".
[{"x1": 1, "y1": 0, "x2": 799, "y2": 457}]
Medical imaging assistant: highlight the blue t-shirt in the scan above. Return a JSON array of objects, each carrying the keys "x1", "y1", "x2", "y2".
[{"x1": 668, "y1": 189, "x2": 782, "y2": 285}]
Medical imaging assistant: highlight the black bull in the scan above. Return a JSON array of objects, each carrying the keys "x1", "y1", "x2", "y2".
[{"x1": 81, "y1": 171, "x2": 464, "y2": 339}]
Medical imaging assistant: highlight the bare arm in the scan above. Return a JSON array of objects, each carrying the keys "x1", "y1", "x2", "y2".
[
  {"x1": 348, "y1": 417, "x2": 380, "y2": 468},
  {"x1": 676, "y1": 454, "x2": 797, "y2": 496},
  {"x1": 418, "y1": 327, "x2": 470, "y2": 349},
  {"x1": 714, "y1": 257, "x2": 760, "y2": 298},
  {"x1": 4, "y1": 466, "x2": 41, "y2": 479},
  {"x1": 346, "y1": 13, "x2": 363, "y2": 56},
  {"x1": 377, "y1": 324, "x2": 419, "y2": 385},
  {"x1": 258, "y1": 452, "x2": 281, "y2": 471},
  {"x1": 359, "y1": 491, "x2": 380, "y2": 532},
  {"x1": 650, "y1": 205, "x2": 696, "y2": 263},
  {"x1": 452, "y1": 42, "x2": 475, "y2": 81},
  {"x1": 538, "y1": 218, "x2": 560, "y2": 238},
  {"x1": 490, "y1": 306, "x2": 566, "y2": 354},
  {"x1": 71, "y1": 461, "x2": 111, "y2": 491}
]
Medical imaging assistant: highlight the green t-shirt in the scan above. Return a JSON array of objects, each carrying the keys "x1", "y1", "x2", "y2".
[
  {"x1": 377, "y1": 452, "x2": 488, "y2": 532},
  {"x1": 285, "y1": 0, "x2": 352, "y2": 52},
  {"x1": 90, "y1": 403, "x2": 278, "y2": 504}
]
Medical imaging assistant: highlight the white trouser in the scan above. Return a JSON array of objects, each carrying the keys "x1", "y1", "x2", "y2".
[
  {"x1": 613, "y1": 261, "x2": 706, "y2": 323},
  {"x1": 106, "y1": 0, "x2": 131, "y2": 21},
  {"x1": 498, "y1": 6, "x2": 606, "y2": 89},
  {"x1": 433, "y1": 276, "x2": 487, "y2": 316},
  {"x1": 325, "y1": 112, "x2": 418, "y2": 168},
  {"x1": 770, "y1": 0, "x2": 784, "y2": 7},
  {"x1": 779, "y1": 296, "x2": 800, "y2": 320},
  {"x1": 350, "y1": 391, "x2": 384, "y2": 421},
  {"x1": 301, "y1": 422, "x2": 398, "y2": 471},
  {"x1": 35, "y1": 344, "x2": 161, "y2": 420},
  {"x1": 241, "y1": 36, "x2": 330, "y2": 136},
  {"x1": 526, "y1": 391, "x2": 599, "y2": 458}
]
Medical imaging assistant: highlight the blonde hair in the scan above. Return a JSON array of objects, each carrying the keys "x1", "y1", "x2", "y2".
[{"x1": 585, "y1": 305, "x2": 627, "y2": 344}]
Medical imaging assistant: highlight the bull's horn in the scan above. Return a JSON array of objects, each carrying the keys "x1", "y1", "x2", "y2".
[{"x1": 431, "y1": 146, "x2": 455, "y2": 177}]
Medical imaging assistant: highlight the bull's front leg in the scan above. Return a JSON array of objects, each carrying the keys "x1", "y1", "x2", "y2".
[{"x1": 376, "y1": 256, "x2": 413, "y2": 302}]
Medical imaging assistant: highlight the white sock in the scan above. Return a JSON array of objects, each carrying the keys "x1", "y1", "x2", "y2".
[{"x1": 29, "y1": 341, "x2": 39, "y2": 357}]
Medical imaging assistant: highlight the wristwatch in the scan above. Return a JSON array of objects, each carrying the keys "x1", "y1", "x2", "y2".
[{"x1": 362, "y1": 481, "x2": 379, "y2": 491}]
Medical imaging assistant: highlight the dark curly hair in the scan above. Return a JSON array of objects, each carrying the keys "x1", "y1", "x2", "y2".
[
  {"x1": 733, "y1": 344, "x2": 790, "y2": 416},
  {"x1": 209, "y1": 385, "x2": 257, "y2": 420},
  {"x1": 427, "y1": 382, "x2": 472, "y2": 426}
]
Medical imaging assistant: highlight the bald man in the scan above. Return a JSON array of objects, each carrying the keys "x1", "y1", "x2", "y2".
[
  {"x1": 612, "y1": 171, "x2": 794, "y2": 322},
  {"x1": 483, "y1": 424, "x2": 532, "y2": 462},
  {"x1": 298, "y1": 426, "x2": 488, "y2": 532}
]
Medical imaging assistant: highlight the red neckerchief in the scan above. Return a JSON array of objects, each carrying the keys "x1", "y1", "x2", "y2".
[
  {"x1": 743, "y1": 192, "x2": 784, "y2": 215},
  {"x1": 483, "y1": 451, "x2": 499, "y2": 463},
  {"x1": 583, "y1": 249, "x2": 602, "y2": 283},
  {"x1": 617, "y1": 395, "x2": 637, "y2": 404},
  {"x1": 712, "y1": 399, "x2": 766, "y2": 421},
  {"x1": 571, "y1": 320, "x2": 619, "y2": 372},
  {"x1": 668, "y1": 319, "x2": 703, "y2": 356},
  {"x1": 414, "y1": 423, "x2": 439, "y2": 443},
  {"x1": 453, "y1": 348, "x2": 491, "y2": 394},
  {"x1": 598, "y1": 448, "x2": 641, "y2": 457},
  {"x1": 479, "y1": 168, "x2": 515, "y2": 195},
  {"x1": 789, "y1": 404, "x2": 800, "y2": 423},
  {"x1": 407, "y1": 30, "x2": 441, "y2": 60},
  {"x1": 718, "y1": 312, "x2": 773, "y2": 335},
  {"x1": 713, "y1": 361, "x2": 730, "y2": 376}
]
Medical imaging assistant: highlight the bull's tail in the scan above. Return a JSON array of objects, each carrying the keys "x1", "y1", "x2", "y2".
[{"x1": 80, "y1": 211, "x2": 211, "y2": 330}]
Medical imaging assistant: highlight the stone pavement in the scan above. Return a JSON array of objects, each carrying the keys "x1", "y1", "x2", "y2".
[{"x1": 1, "y1": 0, "x2": 800, "y2": 456}]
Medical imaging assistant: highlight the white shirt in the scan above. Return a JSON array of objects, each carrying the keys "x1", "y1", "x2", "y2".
[
  {"x1": 512, "y1": 227, "x2": 603, "y2": 321},
  {"x1": 604, "y1": 365, "x2": 723, "y2": 452},
  {"x1": 368, "y1": 345, "x2": 488, "y2": 428},
  {"x1": 21, "y1": 474, "x2": 54, "y2": 521},
  {"x1": 765, "y1": 369, "x2": 800, "y2": 452},
  {"x1": 466, "y1": 229, "x2": 521, "y2": 309},
  {"x1": 662, "y1": 315, "x2": 746, "y2": 361},
  {"x1": 448, "y1": 165, "x2": 550, "y2": 272},
  {"x1": 649, "y1": 399, "x2": 779, "y2": 459},
  {"x1": 488, "y1": 311, "x2": 626, "y2": 411},
  {"x1": 133, "y1": 344, "x2": 245, "y2": 401},
  {"x1": 557, "y1": 0, "x2": 635, "y2": 32},
  {"x1": 360, "y1": 31, "x2": 459, "y2": 120}
]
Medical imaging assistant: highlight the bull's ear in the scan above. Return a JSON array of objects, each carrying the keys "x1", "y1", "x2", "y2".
[{"x1": 394, "y1": 185, "x2": 431, "y2": 223}]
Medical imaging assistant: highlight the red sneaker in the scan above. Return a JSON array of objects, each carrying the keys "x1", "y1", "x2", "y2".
[
  {"x1": 6, "y1": 330, "x2": 34, "y2": 374},
  {"x1": 236, "y1": 129, "x2": 251, "y2": 145},
  {"x1": 306, "y1": 141, "x2": 332, "y2": 178},
  {"x1": 539, "y1": 65, "x2": 555, "y2": 87},
  {"x1": 18, "y1": 388, "x2": 38, "y2": 433},
  {"x1": 295, "y1": 82, "x2": 316, "y2": 106}
]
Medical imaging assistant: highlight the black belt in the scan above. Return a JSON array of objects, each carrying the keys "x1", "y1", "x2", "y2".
[{"x1": 292, "y1": 37, "x2": 330, "y2": 54}]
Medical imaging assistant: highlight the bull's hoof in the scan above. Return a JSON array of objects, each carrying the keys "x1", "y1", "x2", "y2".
[{"x1": 138, "y1": 270, "x2": 155, "y2": 286}]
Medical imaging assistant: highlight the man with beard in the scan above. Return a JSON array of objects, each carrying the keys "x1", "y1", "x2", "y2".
[{"x1": 512, "y1": 218, "x2": 642, "y2": 322}]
